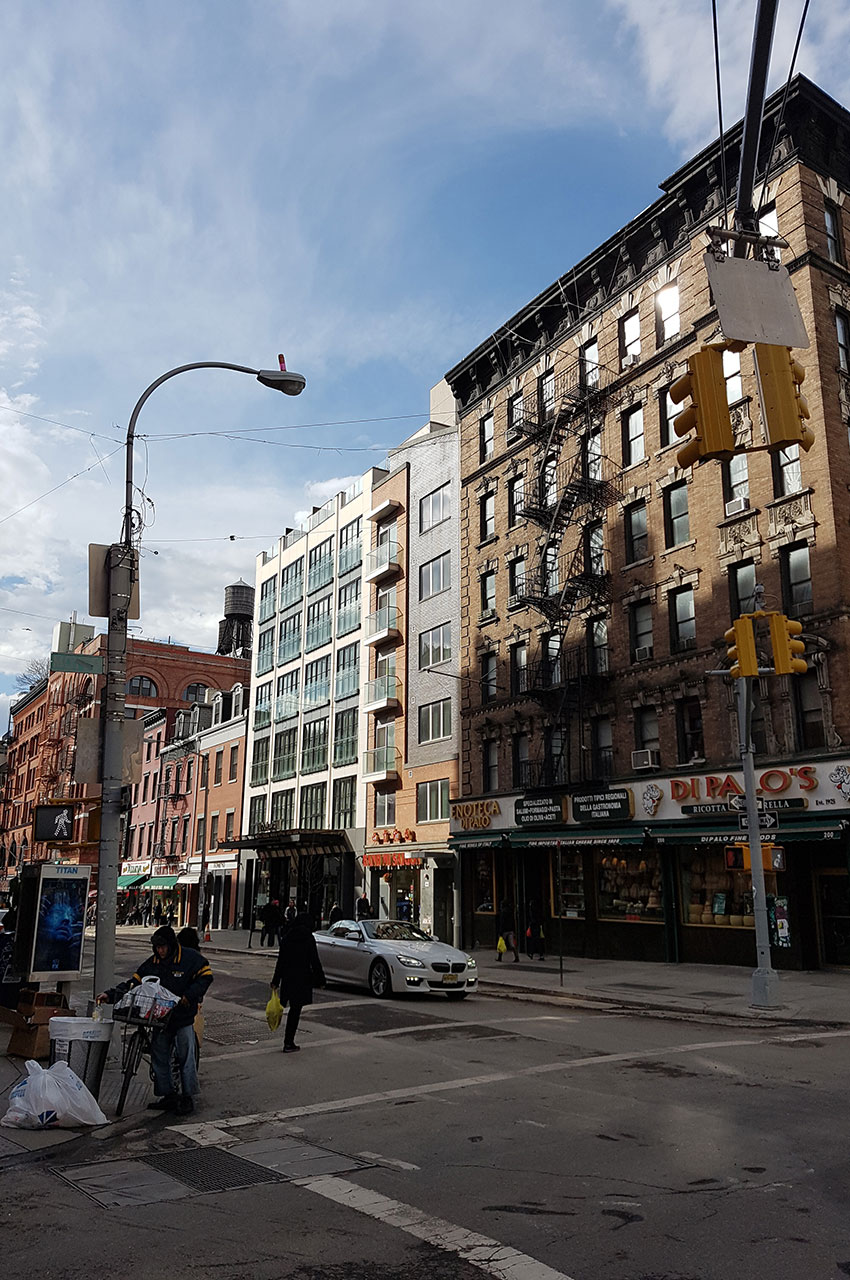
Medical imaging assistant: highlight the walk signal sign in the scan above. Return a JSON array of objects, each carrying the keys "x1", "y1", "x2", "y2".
[
  {"x1": 754, "y1": 343, "x2": 814, "y2": 453},
  {"x1": 768, "y1": 612, "x2": 807, "y2": 675},
  {"x1": 671, "y1": 346, "x2": 736, "y2": 468}
]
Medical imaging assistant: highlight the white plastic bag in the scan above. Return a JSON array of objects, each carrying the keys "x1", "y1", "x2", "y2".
[
  {"x1": 116, "y1": 975, "x2": 177, "y2": 1021},
  {"x1": 1, "y1": 1059, "x2": 107, "y2": 1129}
]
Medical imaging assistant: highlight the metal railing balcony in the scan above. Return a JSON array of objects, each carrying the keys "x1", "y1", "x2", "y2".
[
  {"x1": 307, "y1": 558, "x2": 334, "y2": 593},
  {"x1": 271, "y1": 752, "x2": 296, "y2": 781},
  {"x1": 258, "y1": 596, "x2": 277, "y2": 624},
  {"x1": 365, "y1": 606, "x2": 401, "y2": 642},
  {"x1": 366, "y1": 541, "x2": 402, "y2": 581},
  {"x1": 303, "y1": 679, "x2": 331, "y2": 708},
  {"x1": 364, "y1": 675, "x2": 401, "y2": 708},
  {"x1": 338, "y1": 541, "x2": 362, "y2": 575},
  {"x1": 305, "y1": 616, "x2": 332, "y2": 651},
  {"x1": 280, "y1": 579, "x2": 303, "y2": 609},
  {"x1": 363, "y1": 745, "x2": 401, "y2": 779},
  {"x1": 337, "y1": 604, "x2": 361, "y2": 637}
]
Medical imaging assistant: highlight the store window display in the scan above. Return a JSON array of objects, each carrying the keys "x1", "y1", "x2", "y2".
[
  {"x1": 680, "y1": 850, "x2": 775, "y2": 927},
  {"x1": 596, "y1": 849, "x2": 663, "y2": 921}
]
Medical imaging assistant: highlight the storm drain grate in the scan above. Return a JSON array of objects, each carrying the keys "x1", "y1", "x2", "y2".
[
  {"x1": 204, "y1": 1016, "x2": 271, "y2": 1046},
  {"x1": 142, "y1": 1146, "x2": 284, "y2": 1192}
]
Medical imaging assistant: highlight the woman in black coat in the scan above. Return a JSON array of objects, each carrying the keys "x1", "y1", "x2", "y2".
[{"x1": 271, "y1": 910, "x2": 326, "y2": 1052}]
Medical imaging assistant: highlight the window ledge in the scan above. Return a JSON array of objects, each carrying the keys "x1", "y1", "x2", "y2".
[
  {"x1": 477, "y1": 535, "x2": 499, "y2": 550},
  {"x1": 764, "y1": 487, "x2": 813, "y2": 510},
  {"x1": 478, "y1": 612, "x2": 499, "y2": 628},
  {"x1": 621, "y1": 555, "x2": 654, "y2": 574},
  {"x1": 622, "y1": 457, "x2": 650, "y2": 475},
  {"x1": 717, "y1": 506, "x2": 760, "y2": 528},
  {"x1": 660, "y1": 539, "x2": 697, "y2": 557}
]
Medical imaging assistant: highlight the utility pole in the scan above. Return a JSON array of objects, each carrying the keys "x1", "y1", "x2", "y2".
[
  {"x1": 733, "y1": 0, "x2": 779, "y2": 253},
  {"x1": 735, "y1": 678, "x2": 779, "y2": 1007}
]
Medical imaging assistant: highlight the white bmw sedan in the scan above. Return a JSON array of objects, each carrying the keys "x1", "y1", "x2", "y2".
[{"x1": 315, "y1": 919, "x2": 477, "y2": 999}]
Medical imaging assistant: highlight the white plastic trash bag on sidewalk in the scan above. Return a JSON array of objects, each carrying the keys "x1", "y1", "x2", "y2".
[{"x1": 1, "y1": 1059, "x2": 108, "y2": 1129}]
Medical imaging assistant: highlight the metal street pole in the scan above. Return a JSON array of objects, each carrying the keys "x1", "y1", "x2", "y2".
[
  {"x1": 195, "y1": 747, "x2": 211, "y2": 933},
  {"x1": 733, "y1": 0, "x2": 779, "y2": 253},
  {"x1": 736, "y1": 677, "x2": 780, "y2": 1007},
  {"x1": 94, "y1": 359, "x2": 305, "y2": 995}
]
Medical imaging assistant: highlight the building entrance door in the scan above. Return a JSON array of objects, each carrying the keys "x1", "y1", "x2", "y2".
[{"x1": 817, "y1": 870, "x2": 850, "y2": 966}]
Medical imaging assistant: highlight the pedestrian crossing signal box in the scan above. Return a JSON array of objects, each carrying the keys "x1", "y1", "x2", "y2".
[{"x1": 724, "y1": 843, "x2": 785, "y2": 872}]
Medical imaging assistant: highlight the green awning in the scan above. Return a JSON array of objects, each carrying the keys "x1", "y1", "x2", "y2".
[
  {"x1": 143, "y1": 876, "x2": 179, "y2": 890},
  {"x1": 117, "y1": 874, "x2": 148, "y2": 889}
]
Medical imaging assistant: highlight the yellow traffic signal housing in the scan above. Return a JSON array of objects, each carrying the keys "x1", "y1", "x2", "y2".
[
  {"x1": 671, "y1": 346, "x2": 736, "y2": 468},
  {"x1": 768, "y1": 612, "x2": 807, "y2": 675},
  {"x1": 725, "y1": 617, "x2": 759, "y2": 678},
  {"x1": 754, "y1": 343, "x2": 815, "y2": 453}
]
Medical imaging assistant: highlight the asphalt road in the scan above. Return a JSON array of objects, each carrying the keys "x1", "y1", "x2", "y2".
[{"x1": 1, "y1": 940, "x2": 847, "y2": 1280}]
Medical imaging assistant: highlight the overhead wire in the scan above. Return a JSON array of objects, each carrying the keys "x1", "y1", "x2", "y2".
[
  {"x1": 0, "y1": 404, "x2": 125, "y2": 444},
  {"x1": 0, "y1": 445, "x2": 125, "y2": 527}
]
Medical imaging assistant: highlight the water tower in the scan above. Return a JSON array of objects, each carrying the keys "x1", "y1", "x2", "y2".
[{"x1": 217, "y1": 580, "x2": 254, "y2": 658}]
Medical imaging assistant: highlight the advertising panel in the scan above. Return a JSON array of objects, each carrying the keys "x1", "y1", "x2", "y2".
[{"x1": 29, "y1": 864, "x2": 91, "y2": 981}]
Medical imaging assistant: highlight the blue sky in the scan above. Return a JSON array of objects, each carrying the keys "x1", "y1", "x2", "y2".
[{"x1": 2, "y1": 0, "x2": 850, "y2": 725}]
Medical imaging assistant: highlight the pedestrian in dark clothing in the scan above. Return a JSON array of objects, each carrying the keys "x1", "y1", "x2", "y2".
[
  {"x1": 142, "y1": 895, "x2": 152, "y2": 928},
  {"x1": 355, "y1": 892, "x2": 371, "y2": 921},
  {"x1": 271, "y1": 908, "x2": 326, "y2": 1052},
  {"x1": 526, "y1": 899, "x2": 545, "y2": 960},
  {"x1": 260, "y1": 900, "x2": 281, "y2": 947},
  {"x1": 328, "y1": 902, "x2": 344, "y2": 926},
  {"x1": 497, "y1": 900, "x2": 520, "y2": 962},
  {"x1": 153, "y1": 901, "x2": 163, "y2": 928}
]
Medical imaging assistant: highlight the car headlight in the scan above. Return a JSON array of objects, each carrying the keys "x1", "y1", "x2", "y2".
[
  {"x1": 396, "y1": 954, "x2": 426, "y2": 968},
  {"x1": 466, "y1": 956, "x2": 477, "y2": 968}
]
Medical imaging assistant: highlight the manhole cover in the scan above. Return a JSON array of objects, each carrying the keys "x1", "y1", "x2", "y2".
[
  {"x1": 236, "y1": 1136, "x2": 369, "y2": 1179},
  {"x1": 142, "y1": 1146, "x2": 283, "y2": 1192},
  {"x1": 55, "y1": 1158, "x2": 192, "y2": 1208}
]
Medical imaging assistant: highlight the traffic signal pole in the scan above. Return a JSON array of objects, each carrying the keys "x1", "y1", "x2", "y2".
[
  {"x1": 733, "y1": 0, "x2": 779, "y2": 254},
  {"x1": 736, "y1": 677, "x2": 780, "y2": 1007}
]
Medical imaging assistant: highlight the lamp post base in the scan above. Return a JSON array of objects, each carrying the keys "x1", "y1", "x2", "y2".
[{"x1": 750, "y1": 965, "x2": 781, "y2": 1009}]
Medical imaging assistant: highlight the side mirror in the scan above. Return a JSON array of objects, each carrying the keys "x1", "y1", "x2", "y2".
[{"x1": 345, "y1": 930, "x2": 361, "y2": 941}]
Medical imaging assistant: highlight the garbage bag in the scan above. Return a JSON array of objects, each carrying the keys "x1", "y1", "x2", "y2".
[
  {"x1": 1, "y1": 1060, "x2": 107, "y2": 1129},
  {"x1": 266, "y1": 987, "x2": 284, "y2": 1032}
]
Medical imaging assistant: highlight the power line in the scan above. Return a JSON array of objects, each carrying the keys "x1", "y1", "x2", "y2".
[
  {"x1": 0, "y1": 404, "x2": 125, "y2": 445},
  {"x1": 0, "y1": 445, "x2": 124, "y2": 527},
  {"x1": 140, "y1": 412, "x2": 426, "y2": 441}
]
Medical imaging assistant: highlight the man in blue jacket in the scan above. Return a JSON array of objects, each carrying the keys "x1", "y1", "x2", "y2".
[{"x1": 98, "y1": 925, "x2": 213, "y2": 1115}]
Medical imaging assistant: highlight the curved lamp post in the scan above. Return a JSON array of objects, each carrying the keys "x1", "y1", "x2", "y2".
[{"x1": 95, "y1": 359, "x2": 305, "y2": 995}]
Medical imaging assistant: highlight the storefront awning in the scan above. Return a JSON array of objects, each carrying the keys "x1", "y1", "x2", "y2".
[
  {"x1": 451, "y1": 819, "x2": 848, "y2": 850},
  {"x1": 219, "y1": 829, "x2": 353, "y2": 859},
  {"x1": 176, "y1": 872, "x2": 200, "y2": 885},
  {"x1": 144, "y1": 876, "x2": 179, "y2": 890},
  {"x1": 117, "y1": 873, "x2": 148, "y2": 889}
]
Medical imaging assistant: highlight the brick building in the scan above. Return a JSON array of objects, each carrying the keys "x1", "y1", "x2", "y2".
[{"x1": 445, "y1": 75, "x2": 850, "y2": 970}]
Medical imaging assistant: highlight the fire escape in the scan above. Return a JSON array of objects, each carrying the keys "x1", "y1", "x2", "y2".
[{"x1": 517, "y1": 362, "x2": 621, "y2": 787}]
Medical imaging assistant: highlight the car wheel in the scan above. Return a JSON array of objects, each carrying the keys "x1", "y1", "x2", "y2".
[
  {"x1": 369, "y1": 959, "x2": 392, "y2": 998},
  {"x1": 445, "y1": 990, "x2": 468, "y2": 1001}
]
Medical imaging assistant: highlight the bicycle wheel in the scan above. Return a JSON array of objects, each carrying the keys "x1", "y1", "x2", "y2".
[{"x1": 116, "y1": 1028, "x2": 145, "y2": 1117}]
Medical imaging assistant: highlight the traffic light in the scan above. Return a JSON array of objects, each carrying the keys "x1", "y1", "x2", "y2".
[
  {"x1": 671, "y1": 345, "x2": 736, "y2": 468},
  {"x1": 754, "y1": 343, "x2": 815, "y2": 453},
  {"x1": 725, "y1": 617, "x2": 759, "y2": 678},
  {"x1": 768, "y1": 611, "x2": 807, "y2": 675}
]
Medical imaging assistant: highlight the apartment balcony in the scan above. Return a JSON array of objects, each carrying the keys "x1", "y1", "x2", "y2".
[
  {"x1": 338, "y1": 541, "x2": 362, "y2": 575},
  {"x1": 363, "y1": 674, "x2": 401, "y2": 713},
  {"x1": 303, "y1": 680, "x2": 331, "y2": 708},
  {"x1": 307, "y1": 558, "x2": 334, "y2": 593},
  {"x1": 365, "y1": 606, "x2": 401, "y2": 647},
  {"x1": 250, "y1": 762, "x2": 269, "y2": 787},
  {"x1": 362, "y1": 746, "x2": 401, "y2": 783},
  {"x1": 365, "y1": 541, "x2": 402, "y2": 585},
  {"x1": 277, "y1": 636, "x2": 301, "y2": 665},
  {"x1": 368, "y1": 496, "x2": 402, "y2": 522},
  {"x1": 253, "y1": 706, "x2": 272, "y2": 730},
  {"x1": 275, "y1": 694, "x2": 299, "y2": 721},
  {"x1": 271, "y1": 752, "x2": 296, "y2": 782},
  {"x1": 305, "y1": 616, "x2": 332, "y2": 652},
  {"x1": 337, "y1": 603, "x2": 361, "y2": 638},
  {"x1": 280, "y1": 579, "x2": 303, "y2": 609}
]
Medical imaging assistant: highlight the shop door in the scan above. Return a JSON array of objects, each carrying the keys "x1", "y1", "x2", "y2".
[{"x1": 818, "y1": 871, "x2": 850, "y2": 966}]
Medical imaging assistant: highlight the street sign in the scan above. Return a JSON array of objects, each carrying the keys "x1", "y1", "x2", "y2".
[
  {"x1": 49, "y1": 652, "x2": 104, "y2": 675},
  {"x1": 703, "y1": 253, "x2": 810, "y2": 348},
  {"x1": 738, "y1": 812, "x2": 779, "y2": 831}
]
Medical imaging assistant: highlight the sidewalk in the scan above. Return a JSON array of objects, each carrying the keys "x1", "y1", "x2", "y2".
[{"x1": 116, "y1": 925, "x2": 850, "y2": 1028}]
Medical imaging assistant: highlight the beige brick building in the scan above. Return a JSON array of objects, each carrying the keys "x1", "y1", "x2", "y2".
[{"x1": 445, "y1": 75, "x2": 850, "y2": 971}]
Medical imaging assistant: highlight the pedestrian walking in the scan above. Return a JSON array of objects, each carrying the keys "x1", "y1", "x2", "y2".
[
  {"x1": 328, "y1": 902, "x2": 344, "y2": 926},
  {"x1": 153, "y1": 900, "x2": 163, "y2": 928},
  {"x1": 355, "y1": 892, "x2": 372, "y2": 921},
  {"x1": 497, "y1": 900, "x2": 520, "y2": 962},
  {"x1": 260, "y1": 899, "x2": 281, "y2": 947},
  {"x1": 271, "y1": 907, "x2": 326, "y2": 1053},
  {"x1": 142, "y1": 895, "x2": 152, "y2": 928},
  {"x1": 525, "y1": 899, "x2": 545, "y2": 961}
]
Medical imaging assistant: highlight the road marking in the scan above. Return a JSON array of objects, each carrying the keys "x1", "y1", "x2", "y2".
[
  {"x1": 172, "y1": 1027, "x2": 850, "y2": 1139},
  {"x1": 300, "y1": 1175, "x2": 576, "y2": 1280},
  {"x1": 356, "y1": 1151, "x2": 420, "y2": 1171}
]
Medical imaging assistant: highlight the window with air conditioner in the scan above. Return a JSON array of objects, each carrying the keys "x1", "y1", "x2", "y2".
[
  {"x1": 630, "y1": 600, "x2": 653, "y2": 662},
  {"x1": 722, "y1": 452, "x2": 749, "y2": 516},
  {"x1": 620, "y1": 309, "x2": 641, "y2": 366}
]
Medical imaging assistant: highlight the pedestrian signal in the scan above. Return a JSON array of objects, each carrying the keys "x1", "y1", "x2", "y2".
[
  {"x1": 724, "y1": 617, "x2": 758, "y2": 678},
  {"x1": 754, "y1": 343, "x2": 814, "y2": 453},
  {"x1": 768, "y1": 612, "x2": 807, "y2": 675},
  {"x1": 670, "y1": 346, "x2": 736, "y2": 468}
]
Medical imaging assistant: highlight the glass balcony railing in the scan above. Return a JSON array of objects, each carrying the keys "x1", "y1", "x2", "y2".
[
  {"x1": 366, "y1": 541, "x2": 402, "y2": 577},
  {"x1": 333, "y1": 736, "x2": 358, "y2": 766},
  {"x1": 337, "y1": 604, "x2": 361, "y2": 637},
  {"x1": 275, "y1": 694, "x2": 299, "y2": 721},
  {"x1": 364, "y1": 675, "x2": 400, "y2": 706},
  {"x1": 366, "y1": 606, "x2": 401, "y2": 639},
  {"x1": 250, "y1": 761, "x2": 269, "y2": 787},
  {"x1": 258, "y1": 596, "x2": 276, "y2": 624},
  {"x1": 303, "y1": 679, "x2": 331, "y2": 708},
  {"x1": 305, "y1": 616, "x2": 332, "y2": 652},
  {"x1": 338, "y1": 541, "x2": 362, "y2": 575},
  {"x1": 363, "y1": 746, "x2": 400, "y2": 776},
  {"x1": 300, "y1": 746, "x2": 329, "y2": 774},
  {"x1": 335, "y1": 670, "x2": 359, "y2": 700},
  {"x1": 253, "y1": 706, "x2": 272, "y2": 730},
  {"x1": 277, "y1": 635, "x2": 301, "y2": 665},
  {"x1": 256, "y1": 650, "x2": 274, "y2": 677},
  {"x1": 271, "y1": 752, "x2": 296, "y2": 781},
  {"x1": 280, "y1": 578, "x2": 303, "y2": 609},
  {"x1": 307, "y1": 557, "x2": 334, "y2": 593}
]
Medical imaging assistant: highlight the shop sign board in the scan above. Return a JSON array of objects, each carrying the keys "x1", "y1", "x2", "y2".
[
  {"x1": 364, "y1": 852, "x2": 424, "y2": 868},
  {"x1": 515, "y1": 794, "x2": 568, "y2": 826},
  {"x1": 123, "y1": 861, "x2": 151, "y2": 877},
  {"x1": 570, "y1": 790, "x2": 634, "y2": 823},
  {"x1": 450, "y1": 796, "x2": 515, "y2": 833}
]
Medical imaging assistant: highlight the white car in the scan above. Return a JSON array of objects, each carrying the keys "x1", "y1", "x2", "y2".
[{"x1": 315, "y1": 919, "x2": 477, "y2": 1000}]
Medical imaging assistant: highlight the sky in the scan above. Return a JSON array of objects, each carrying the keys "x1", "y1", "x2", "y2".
[{"x1": 2, "y1": 0, "x2": 850, "y2": 727}]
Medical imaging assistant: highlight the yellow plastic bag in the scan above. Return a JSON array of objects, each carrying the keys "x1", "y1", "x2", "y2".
[
  {"x1": 497, "y1": 936, "x2": 507, "y2": 954},
  {"x1": 266, "y1": 987, "x2": 284, "y2": 1032}
]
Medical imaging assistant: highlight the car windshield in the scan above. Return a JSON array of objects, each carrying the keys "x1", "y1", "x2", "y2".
[{"x1": 363, "y1": 921, "x2": 432, "y2": 943}]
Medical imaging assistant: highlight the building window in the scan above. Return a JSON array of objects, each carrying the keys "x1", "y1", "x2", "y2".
[
  {"x1": 258, "y1": 576, "x2": 277, "y2": 623},
  {"x1": 338, "y1": 516, "x2": 362, "y2": 574},
  {"x1": 270, "y1": 788, "x2": 295, "y2": 830},
  {"x1": 479, "y1": 412, "x2": 495, "y2": 462},
  {"x1": 375, "y1": 789, "x2": 395, "y2": 828},
  {"x1": 127, "y1": 676, "x2": 158, "y2": 698},
  {"x1": 307, "y1": 537, "x2": 334, "y2": 593},
  {"x1": 539, "y1": 369, "x2": 555, "y2": 419},
  {"x1": 592, "y1": 716, "x2": 613, "y2": 777},
  {"x1": 508, "y1": 557, "x2": 526, "y2": 601},
  {"x1": 585, "y1": 520, "x2": 604, "y2": 576},
  {"x1": 300, "y1": 783, "x2": 326, "y2": 830},
  {"x1": 508, "y1": 475, "x2": 525, "y2": 526},
  {"x1": 479, "y1": 492, "x2": 495, "y2": 541},
  {"x1": 419, "y1": 621, "x2": 451, "y2": 668},
  {"x1": 334, "y1": 707, "x2": 358, "y2": 765},
  {"x1": 510, "y1": 642, "x2": 528, "y2": 695},
  {"x1": 670, "y1": 586, "x2": 696, "y2": 652},
  {"x1": 214, "y1": 750, "x2": 223, "y2": 786},
  {"x1": 281, "y1": 557, "x2": 303, "y2": 608},
  {"x1": 420, "y1": 551, "x2": 451, "y2": 600},
  {"x1": 507, "y1": 391, "x2": 524, "y2": 441},
  {"x1": 228, "y1": 745, "x2": 238, "y2": 781},
  {"x1": 655, "y1": 283, "x2": 680, "y2": 344},
  {"x1": 625, "y1": 500, "x2": 648, "y2": 563},
  {"x1": 541, "y1": 454, "x2": 558, "y2": 507},
  {"x1": 480, "y1": 651, "x2": 497, "y2": 704},
  {"x1": 825, "y1": 201, "x2": 844, "y2": 264},
  {"x1": 622, "y1": 405, "x2": 645, "y2": 467},
  {"x1": 663, "y1": 481, "x2": 689, "y2": 547},
  {"x1": 543, "y1": 542, "x2": 559, "y2": 595},
  {"x1": 658, "y1": 384, "x2": 677, "y2": 448},
  {"x1": 337, "y1": 577, "x2": 361, "y2": 637},
  {"x1": 272, "y1": 727, "x2": 297, "y2": 780},
  {"x1": 583, "y1": 427, "x2": 603, "y2": 481},
  {"x1": 225, "y1": 811, "x2": 235, "y2": 841},
  {"x1": 251, "y1": 736, "x2": 270, "y2": 786},
  {"x1": 416, "y1": 778, "x2": 449, "y2": 822},
  {"x1": 772, "y1": 444, "x2": 802, "y2": 498},
  {"x1": 335, "y1": 641, "x2": 360, "y2": 700},
  {"x1": 794, "y1": 672, "x2": 825, "y2": 750},
  {"x1": 278, "y1": 613, "x2": 301, "y2": 665},
  {"x1": 837, "y1": 310, "x2": 850, "y2": 373},
  {"x1": 248, "y1": 794, "x2": 266, "y2": 834},
  {"x1": 482, "y1": 740, "x2": 499, "y2": 793},
  {"x1": 580, "y1": 338, "x2": 599, "y2": 388},
  {"x1": 723, "y1": 452, "x2": 749, "y2": 508},
  {"x1": 209, "y1": 814, "x2": 219, "y2": 851},
  {"x1": 303, "y1": 656, "x2": 331, "y2": 707},
  {"x1": 305, "y1": 595, "x2": 332, "y2": 652},
  {"x1": 195, "y1": 816, "x2": 206, "y2": 852},
  {"x1": 588, "y1": 617, "x2": 609, "y2": 674},
  {"x1": 420, "y1": 482, "x2": 450, "y2": 531},
  {"x1": 301, "y1": 718, "x2": 329, "y2": 774},
  {"x1": 332, "y1": 776, "x2": 357, "y2": 829},
  {"x1": 513, "y1": 733, "x2": 530, "y2": 788},
  {"x1": 630, "y1": 600, "x2": 653, "y2": 660},
  {"x1": 419, "y1": 698, "x2": 451, "y2": 744},
  {"x1": 620, "y1": 309, "x2": 641, "y2": 365},
  {"x1": 781, "y1": 543, "x2": 813, "y2": 618},
  {"x1": 729, "y1": 560, "x2": 756, "y2": 616},
  {"x1": 635, "y1": 706, "x2": 660, "y2": 752},
  {"x1": 277, "y1": 669, "x2": 300, "y2": 719},
  {"x1": 724, "y1": 348, "x2": 743, "y2": 403},
  {"x1": 480, "y1": 571, "x2": 496, "y2": 616},
  {"x1": 676, "y1": 697, "x2": 704, "y2": 763}
]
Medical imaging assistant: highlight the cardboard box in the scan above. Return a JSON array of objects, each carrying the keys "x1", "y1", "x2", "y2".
[{"x1": 0, "y1": 992, "x2": 75, "y2": 1059}]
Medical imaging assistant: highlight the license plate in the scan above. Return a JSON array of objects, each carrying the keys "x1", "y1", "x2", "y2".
[{"x1": 442, "y1": 973, "x2": 458, "y2": 984}]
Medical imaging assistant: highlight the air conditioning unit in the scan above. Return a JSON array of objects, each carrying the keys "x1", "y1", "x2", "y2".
[
  {"x1": 725, "y1": 496, "x2": 749, "y2": 517},
  {"x1": 632, "y1": 748, "x2": 661, "y2": 771},
  {"x1": 621, "y1": 353, "x2": 641, "y2": 370},
  {"x1": 634, "y1": 644, "x2": 653, "y2": 662}
]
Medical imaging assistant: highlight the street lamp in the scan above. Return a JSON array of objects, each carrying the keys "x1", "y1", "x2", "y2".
[{"x1": 95, "y1": 357, "x2": 306, "y2": 995}]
